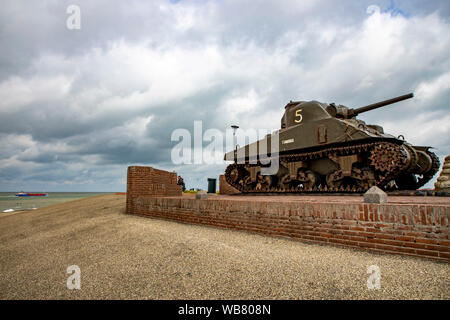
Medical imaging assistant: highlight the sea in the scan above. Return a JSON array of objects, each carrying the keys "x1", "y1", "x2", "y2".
[{"x1": 0, "y1": 192, "x2": 112, "y2": 213}]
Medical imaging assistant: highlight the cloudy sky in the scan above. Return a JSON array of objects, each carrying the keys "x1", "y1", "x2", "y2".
[{"x1": 0, "y1": 0, "x2": 449, "y2": 192}]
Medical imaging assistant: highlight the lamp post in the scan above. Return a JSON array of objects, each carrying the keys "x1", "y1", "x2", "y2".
[{"x1": 231, "y1": 125, "x2": 239, "y2": 151}]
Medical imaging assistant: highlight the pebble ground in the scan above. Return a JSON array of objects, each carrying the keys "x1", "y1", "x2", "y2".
[{"x1": 0, "y1": 194, "x2": 448, "y2": 299}]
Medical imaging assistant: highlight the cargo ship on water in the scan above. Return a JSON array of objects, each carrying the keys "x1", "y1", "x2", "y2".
[{"x1": 15, "y1": 192, "x2": 48, "y2": 197}]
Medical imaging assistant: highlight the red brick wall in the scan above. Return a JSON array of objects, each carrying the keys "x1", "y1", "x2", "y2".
[
  {"x1": 128, "y1": 196, "x2": 450, "y2": 262},
  {"x1": 126, "y1": 166, "x2": 182, "y2": 214},
  {"x1": 219, "y1": 174, "x2": 241, "y2": 195}
]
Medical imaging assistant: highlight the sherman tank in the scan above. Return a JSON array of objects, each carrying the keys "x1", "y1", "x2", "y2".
[{"x1": 224, "y1": 93, "x2": 440, "y2": 193}]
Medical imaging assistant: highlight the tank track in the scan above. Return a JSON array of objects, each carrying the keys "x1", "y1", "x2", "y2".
[{"x1": 225, "y1": 140, "x2": 416, "y2": 194}]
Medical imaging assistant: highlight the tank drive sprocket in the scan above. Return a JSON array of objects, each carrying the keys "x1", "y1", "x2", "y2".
[{"x1": 369, "y1": 143, "x2": 409, "y2": 173}]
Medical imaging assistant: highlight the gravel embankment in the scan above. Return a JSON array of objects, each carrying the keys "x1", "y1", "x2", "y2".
[{"x1": 0, "y1": 194, "x2": 448, "y2": 299}]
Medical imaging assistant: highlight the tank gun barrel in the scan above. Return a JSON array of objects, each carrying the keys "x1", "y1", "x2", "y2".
[{"x1": 350, "y1": 93, "x2": 414, "y2": 116}]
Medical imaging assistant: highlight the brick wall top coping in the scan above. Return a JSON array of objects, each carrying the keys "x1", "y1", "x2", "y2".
[{"x1": 134, "y1": 194, "x2": 450, "y2": 208}]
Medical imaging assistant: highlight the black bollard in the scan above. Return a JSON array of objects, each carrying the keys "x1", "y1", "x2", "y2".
[{"x1": 207, "y1": 178, "x2": 217, "y2": 194}]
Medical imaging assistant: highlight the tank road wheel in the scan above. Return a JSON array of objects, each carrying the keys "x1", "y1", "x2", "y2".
[
  {"x1": 279, "y1": 169, "x2": 316, "y2": 191},
  {"x1": 352, "y1": 167, "x2": 376, "y2": 191},
  {"x1": 279, "y1": 174, "x2": 293, "y2": 190},
  {"x1": 297, "y1": 169, "x2": 317, "y2": 189},
  {"x1": 255, "y1": 173, "x2": 272, "y2": 191},
  {"x1": 326, "y1": 170, "x2": 344, "y2": 190}
]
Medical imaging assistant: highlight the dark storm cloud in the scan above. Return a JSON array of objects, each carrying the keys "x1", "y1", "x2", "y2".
[{"x1": 0, "y1": 0, "x2": 449, "y2": 191}]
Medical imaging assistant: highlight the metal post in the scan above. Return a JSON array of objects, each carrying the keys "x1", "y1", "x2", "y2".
[{"x1": 231, "y1": 125, "x2": 239, "y2": 151}]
